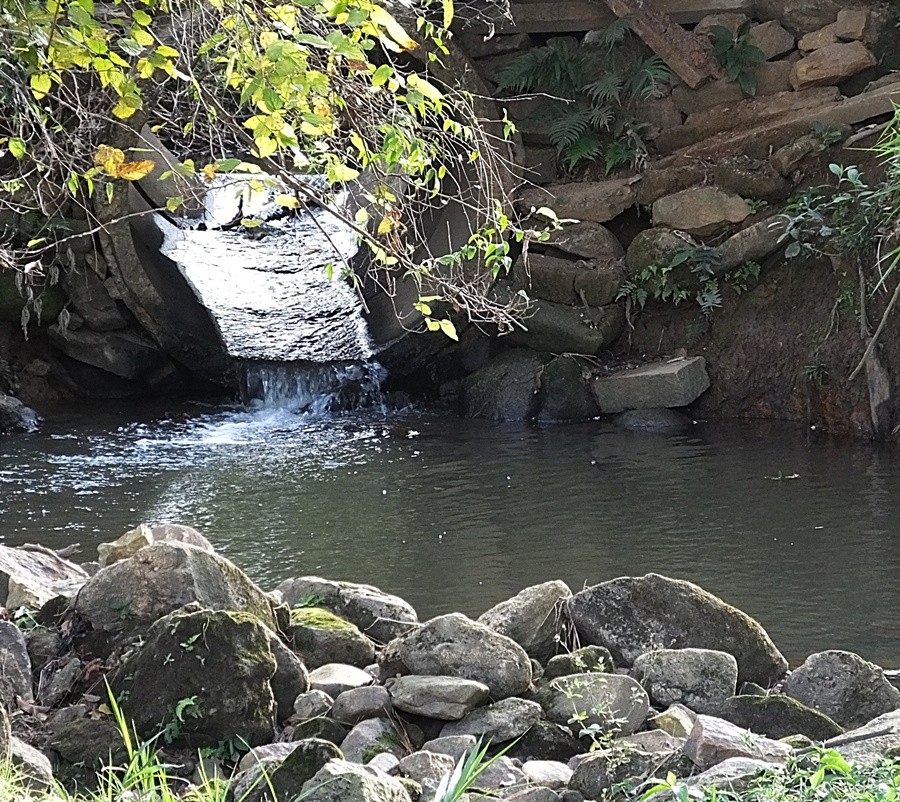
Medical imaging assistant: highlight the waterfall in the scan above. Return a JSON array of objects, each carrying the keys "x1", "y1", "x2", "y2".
[{"x1": 239, "y1": 361, "x2": 386, "y2": 415}]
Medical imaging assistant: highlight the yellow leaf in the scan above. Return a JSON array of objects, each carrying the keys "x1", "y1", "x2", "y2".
[
  {"x1": 131, "y1": 27, "x2": 155, "y2": 46},
  {"x1": 115, "y1": 160, "x2": 156, "y2": 181},
  {"x1": 425, "y1": 317, "x2": 440, "y2": 331},
  {"x1": 442, "y1": 0, "x2": 453, "y2": 29},
  {"x1": 112, "y1": 99, "x2": 138, "y2": 119},
  {"x1": 439, "y1": 318, "x2": 458, "y2": 341},
  {"x1": 29, "y1": 73, "x2": 52, "y2": 99},
  {"x1": 94, "y1": 145, "x2": 125, "y2": 177},
  {"x1": 369, "y1": 5, "x2": 418, "y2": 51},
  {"x1": 407, "y1": 74, "x2": 443, "y2": 104},
  {"x1": 274, "y1": 194, "x2": 300, "y2": 209},
  {"x1": 377, "y1": 216, "x2": 393, "y2": 235},
  {"x1": 202, "y1": 163, "x2": 218, "y2": 182}
]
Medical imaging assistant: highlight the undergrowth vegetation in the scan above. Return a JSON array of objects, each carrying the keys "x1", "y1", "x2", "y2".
[{"x1": 498, "y1": 21, "x2": 674, "y2": 172}]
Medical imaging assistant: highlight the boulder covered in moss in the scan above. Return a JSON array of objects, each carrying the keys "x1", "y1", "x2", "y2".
[
  {"x1": 289, "y1": 607, "x2": 375, "y2": 669},
  {"x1": 76, "y1": 541, "x2": 277, "y2": 641},
  {"x1": 719, "y1": 694, "x2": 843, "y2": 741},
  {"x1": 233, "y1": 738, "x2": 343, "y2": 802},
  {"x1": 301, "y1": 759, "x2": 412, "y2": 802},
  {"x1": 110, "y1": 607, "x2": 277, "y2": 747}
]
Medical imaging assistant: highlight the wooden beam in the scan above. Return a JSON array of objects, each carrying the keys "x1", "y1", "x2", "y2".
[
  {"x1": 603, "y1": 0, "x2": 721, "y2": 88},
  {"x1": 511, "y1": 1, "x2": 615, "y2": 33}
]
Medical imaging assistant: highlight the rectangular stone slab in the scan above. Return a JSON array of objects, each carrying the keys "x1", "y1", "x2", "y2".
[{"x1": 591, "y1": 356, "x2": 710, "y2": 413}]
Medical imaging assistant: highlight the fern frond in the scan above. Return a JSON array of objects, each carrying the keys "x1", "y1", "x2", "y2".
[
  {"x1": 498, "y1": 39, "x2": 587, "y2": 97},
  {"x1": 550, "y1": 108, "x2": 593, "y2": 151},
  {"x1": 589, "y1": 103, "x2": 615, "y2": 131},
  {"x1": 624, "y1": 55, "x2": 674, "y2": 100},
  {"x1": 592, "y1": 18, "x2": 632, "y2": 53},
  {"x1": 563, "y1": 131, "x2": 603, "y2": 171},
  {"x1": 584, "y1": 74, "x2": 624, "y2": 105}
]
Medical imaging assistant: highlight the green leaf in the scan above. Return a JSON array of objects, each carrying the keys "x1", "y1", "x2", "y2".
[
  {"x1": 240, "y1": 218, "x2": 263, "y2": 228},
  {"x1": 8, "y1": 138, "x2": 26, "y2": 159}
]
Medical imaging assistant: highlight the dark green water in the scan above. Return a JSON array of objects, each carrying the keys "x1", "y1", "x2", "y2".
[{"x1": 1, "y1": 401, "x2": 898, "y2": 667}]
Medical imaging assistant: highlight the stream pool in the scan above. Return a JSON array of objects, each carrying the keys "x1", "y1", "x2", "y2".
[{"x1": 1, "y1": 401, "x2": 898, "y2": 668}]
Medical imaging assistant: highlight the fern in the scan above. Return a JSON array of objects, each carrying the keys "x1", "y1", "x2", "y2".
[
  {"x1": 563, "y1": 131, "x2": 603, "y2": 170},
  {"x1": 550, "y1": 109, "x2": 593, "y2": 151},
  {"x1": 591, "y1": 18, "x2": 632, "y2": 53},
  {"x1": 585, "y1": 74, "x2": 624, "y2": 105},
  {"x1": 623, "y1": 55, "x2": 674, "y2": 101}
]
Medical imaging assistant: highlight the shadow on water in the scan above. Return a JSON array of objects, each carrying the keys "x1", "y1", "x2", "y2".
[{"x1": 0, "y1": 400, "x2": 898, "y2": 667}]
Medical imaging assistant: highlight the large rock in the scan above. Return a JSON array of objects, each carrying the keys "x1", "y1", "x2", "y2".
[
  {"x1": 652, "y1": 187, "x2": 751, "y2": 236},
  {"x1": 48, "y1": 325, "x2": 165, "y2": 379},
  {"x1": 46, "y1": 705, "x2": 128, "y2": 768},
  {"x1": 0, "y1": 393, "x2": 39, "y2": 434},
  {"x1": 748, "y1": 21, "x2": 795, "y2": 60},
  {"x1": 544, "y1": 645, "x2": 614, "y2": 679},
  {"x1": 828, "y1": 709, "x2": 900, "y2": 764},
  {"x1": 715, "y1": 217, "x2": 788, "y2": 273},
  {"x1": 381, "y1": 613, "x2": 532, "y2": 700},
  {"x1": 509, "y1": 300, "x2": 624, "y2": 355},
  {"x1": 506, "y1": 719, "x2": 583, "y2": 763},
  {"x1": 625, "y1": 228, "x2": 690, "y2": 278},
  {"x1": 398, "y1": 750, "x2": 456, "y2": 787},
  {"x1": 719, "y1": 694, "x2": 843, "y2": 741},
  {"x1": 109, "y1": 608, "x2": 277, "y2": 747},
  {"x1": 544, "y1": 221, "x2": 625, "y2": 262},
  {"x1": 477, "y1": 580, "x2": 572, "y2": 661},
  {"x1": 76, "y1": 541, "x2": 276, "y2": 638},
  {"x1": 538, "y1": 355, "x2": 600, "y2": 422},
  {"x1": 440, "y1": 697, "x2": 542, "y2": 742},
  {"x1": 332, "y1": 686, "x2": 392, "y2": 726},
  {"x1": 461, "y1": 349, "x2": 544, "y2": 421},
  {"x1": 632, "y1": 648, "x2": 738, "y2": 715},
  {"x1": 567, "y1": 574, "x2": 787, "y2": 686},
  {"x1": 684, "y1": 714, "x2": 792, "y2": 770},
  {"x1": 268, "y1": 633, "x2": 310, "y2": 723},
  {"x1": 301, "y1": 760, "x2": 412, "y2": 802},
  {"x1": 97, "y1": 525, "x2": 153, "y2": 567},
  {"x1": 0, "y1": 622, "x2": 33, "y2": 706},
  {"x1": 307, "y1": 664, "x2": 374, "y2": 698},
  {"x1": 591, "y1": 358, "x2": 711, "y2": 414},
  {"x1": 289, "y1": 607, "x2": 375, "y2": 669},
  {"x1": 790, "y1": 42, "x2": 877, "y2": 90},
  {"x1": 569, "y1": 747, "x2": 660, "y2": 800},
  {"x1": 9, "y1": 737, "x2": 54, "y2": 788},
  {"x1": 535, "y1": 673, "x2": 650, "y2": 737},
  {"x1": 781, "y1": 651, "x2": 900, "y2": 729},
  {"x1": 753, "y1": 0, "x2": 840, "y2": 36},
  {"x1": 237, "y1": 738, "x2": 343, "y2": 802},
  {"x1": 340, "y1": 717, "x2": 405, "y2": 763},
  {"x1": 520, "y1": 179, "x2": 636, "y2": 224},
  {"x1": 0, "y1": 545, "x2": 88, "y2": 609},
  {"x1": 683, "y1": 756, "x2": 782, "y2": 794},
  {"x1": 515, "y1": 253, "x2": 624, "y2": 307},
  {"x1": 276, "y1": 576, "x2": 418, "y2": 643},
  {"x1": 714, "y1": 157, "x2": 790, "y2": 201},
  {"x1": 61, "y1": 265, "x2": 127, "y2": 331},
  {"x1": 386, "y1": 675, "x2": 490, "y2": 720}
]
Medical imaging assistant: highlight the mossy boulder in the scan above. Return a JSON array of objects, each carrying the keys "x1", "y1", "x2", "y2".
[
  {"x1": 76, "y1": 542, "x2": 277, "y2": 642},
  {"x1": 233, "y1": 738, "x2": 343, "y2": 802},
  {"x1": 301, "y1": 760, "x2": 412, "y2": 802},
  {"x1": 110, "y1": 608, "x2": 277, "y2": 747},
  {"x1": 290, "y1": 717, "x2": 348, "y2": 746},
  {"x1": 289, "y1": 607, "x2": 375, "y2": 669},
  {"x1": 720, "y1": 694, "x2": 844, "y2": 741}
]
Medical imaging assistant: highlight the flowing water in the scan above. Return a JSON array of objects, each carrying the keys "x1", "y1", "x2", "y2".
[{"x1": 0, "y1": 389, "x2": 898, "y2": 668}]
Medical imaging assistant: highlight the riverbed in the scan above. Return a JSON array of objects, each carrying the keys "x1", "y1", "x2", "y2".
[{"x1": 1, "y1": 401, "x2": 898, "y2": 667}]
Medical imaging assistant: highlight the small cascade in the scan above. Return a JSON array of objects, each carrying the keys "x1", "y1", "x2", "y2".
[{"x1": 239, "y1": 360, "x2": 386, "y2": 415}]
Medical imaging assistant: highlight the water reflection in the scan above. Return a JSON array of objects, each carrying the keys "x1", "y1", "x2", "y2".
[{"x1": 0, "y1": 403, "x2": 898, "y2": 667}]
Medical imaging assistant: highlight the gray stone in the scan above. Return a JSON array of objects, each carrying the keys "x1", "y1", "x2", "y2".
[
  {"x1": 591, "y1": 358, "x2": 710, "y2": 414},
  {"x1": 567, "y1": 573, "x2": 788, "y2": 686},
  {"x1": 276, "y1": 576, "x2": 418, "y2": 643},
  {"x1": 684, "y1": 757, "x2": 783, "y2": 794},
  {"x1": 269, "y1": 633, "x2": 310, "y2": 723},
  {"x1": 506, "y1": 720, "x2": 583, "y2": 763},
  {"x1": 76, "y1": 541, "x2": 276, "y2": 639},
  {"x1": 695, "y1": 13, "x2": 748, "y2": 37},
  {"x1": 9, "y1": 737, "x2": 54, "y2": 788},
  {"x1": 544, "y1": 222, "x2": 624, "y2": 262},
  {"x1": 421, "y1": 734, "x2": 477, "y2": 762},
  {"x1": 290, "y1": 717, "x2": 348, "y2": 746},
  {"x1": 539, "y1": 356, "x2": 600, "y2": 423},
  {"x1": 294, "y1": 690, "x2": 335, "y2": 720},
  {"x1": 0, "y1": 544, "x2": 88, "y2": 609},
  {"x1": 398, "y1": 750, "x2": 456, "y2": 786},
  {"x1": 633, "y1": 648, "x2": 738, "y2": 715},
  {"x1": 109, "y1": 608, "x2": 276, "y2": 747},
  {"x1": 62, "y1": 266, "x2": 127, "y2": 331},
  {"x1": 715, "y1": 217, "x2": 789, "y2": 273},
  {"x1": 506, "y1": 789, "x2": 560, "y2": 802},
  {"x1": 97, "y1": 525, "x2": 153, "y2": 566},
  {"x1": 652, "y1": 187, "x2": 751, "y2": 236},
  {"x1": 386, "y1": 675, "x2": 490, "y2": 721},
  {"x1": 150, "y1": 523, "x2": 215, "y2": 552},
  {"x1": 461, "y1": 349, "x2": 544, "y2": 422},
  {"x1": 0, "y1": 621, "x2": 33, "y2": 705},
  {"x1": 383, "y1": 613, "x2": 532, "y2": 700},
  {"x1": 790, "y1": 42, "x2": 877, "y2": 90},
  {"x1": 477, "y1": 581, "x2": 572, "y2": 661},
  {"x1": 714, "y1": 157, "x2": 790, "y2": 201},
  {"x1": 719, "y1": 694, "x2": 843, "y2": 741},
  {"x1": 441, "y1": 697, "x2": 542, "y2": 742},
  {"x1": 569, "y1": 748, "x2": 659, "y2": 800},
  {"x1": 307, "y1": 664, "x2": 373, "y2": 698},
  {"x1": 289, "y1": 607, "x2": 376, "y2": 669},
  {"x1": 333, "y1": 686, "x2": 392, "y2": 726},
  {"x1": 514, "y1": 253, "x2": 624, "y2": 308},
  {"x1": 683, "y1": 714, "x2": 792, "y2": 770},
  {"x1": 340, "y1": 717, "x2": 405, "y2": 763},
  {"x1": 828, "y1": 709, "x2": 900, "y2": 764},
  {"x1": 620, "y1": 729, "x2": 686, "y2": 753},
  {"x1": 753, "y1": 0, "x2": 840, "y2": 36},
  {"x1": 236, "y1": 739, "x2": 345, "y2": 802},
  {"x1": 781, "y1": 650, "x2": 900, "y2": 729},
  {"x1": 48, "y1": 325, "x2": 164, "y2": 379},
  {"x1": 649, "y1": 704, "x2": 697, "y2": 738},
  {"x1": 544, "y1": 646, "x2": 614, "y2": 679},
  {"x1": 471, "y1": 755, "x2": 527, "y2": 791},
  {"x1": 0, "y1": 394, "x2": 39, "y2": 435},
  {"x1": 239, "y1": 742, "x2": 300, "y2": 773},
  {"x1": 367, "y1": 752, "x2": 401, "y2": 774},
  {"x1": 671, "y1": 62, "x2": 793, "y2": 115},
  {"x1": 520, "y1": 179, "x2": 636, "y2": 224},
  {"x1": 509, "y1": 300, "x2": 624, "y2": 356},
  {"x1": 46, "y1": 705, "x2": 126, "y2": 768},
  {"x1": 748, "y1": 21, "x2": 795, "y2": 60},
  {"x1": 522, "y1": 760, "x2": 572, "y2": 789},
  {"x1": 535, "y1": 673, "x2": 650, "y2": 737},
  {"x1": 37, "y1": 655, "x2": 82, "y2": 708}
]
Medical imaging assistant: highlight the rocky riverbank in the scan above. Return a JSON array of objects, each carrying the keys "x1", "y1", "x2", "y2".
[{"x1": 0, "y1": 526, "x2": 898, "y2": 801}]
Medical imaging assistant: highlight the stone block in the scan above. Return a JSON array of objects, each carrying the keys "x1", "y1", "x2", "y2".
[
  {"x1": 790, "y1": 42, "x2": 877, "y2": 90},
  {"x1": 749, "y1": 21, "x2": 795, "y2": 60},
  {"x1": 519, "y1": 179, "x2": 637, "y2": 224},
  {"x1": 652, "y1": 186, "x2": 750, "y2": 236},
  {"x1": 798, "y1": 24, "x2": 838, "y2": 52},
  {"x1": 591, "y1": 357, "x2": 710, "y2": 413},
  {"x1": 834, "y1": 9, "x2": 870, "y2": 42}
]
